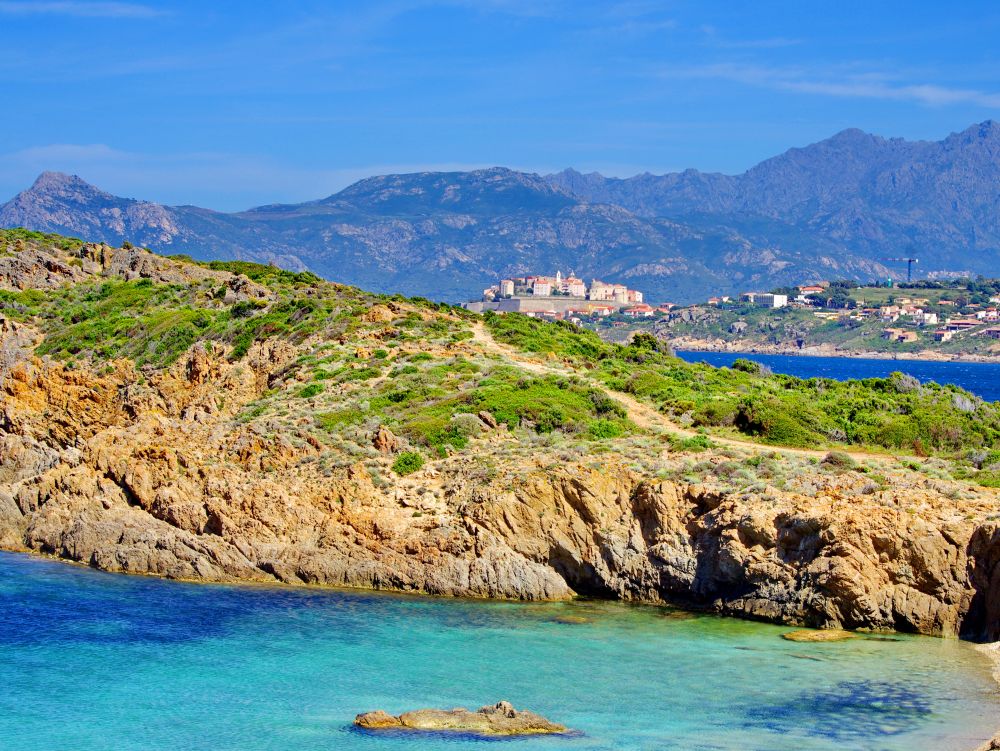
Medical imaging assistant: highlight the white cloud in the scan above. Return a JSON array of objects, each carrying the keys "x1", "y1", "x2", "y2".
[
  {"x1": 662, "y1": 63, "x2": 1000, "y2": 109},
  {"x1": 0, "y1": 2, "x2": 161, "y2": 18}
]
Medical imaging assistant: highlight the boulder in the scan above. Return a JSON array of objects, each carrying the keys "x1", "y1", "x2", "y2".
[
  {"x1": 372, "y1": 425, "x2": 399, "y2": 454},
  {"x1": 362, "y1": 304, "x2": 395, "y2": 324}
]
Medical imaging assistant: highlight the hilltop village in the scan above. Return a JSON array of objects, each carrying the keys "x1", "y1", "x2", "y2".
[{"x1": 463, "y1": 272, "x2": 653, "y2": 319}]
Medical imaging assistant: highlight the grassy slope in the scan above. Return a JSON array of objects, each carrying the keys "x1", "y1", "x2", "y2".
[
  {"x1": 2, "y1": 228, "x2": 998, "y2": 487},
  {"x1": 483, "y1": 312, "x2": 1000, "y2": 486},
  {"x1": 0, "y1": 230, "x2": 634, "y2": 468}
]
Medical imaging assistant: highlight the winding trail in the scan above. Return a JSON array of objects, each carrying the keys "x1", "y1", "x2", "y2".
[{"x1": 470, "y1": 321, "x2": 894, "y2": 465}]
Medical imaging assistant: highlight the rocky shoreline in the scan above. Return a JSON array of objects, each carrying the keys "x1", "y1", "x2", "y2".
[{"x1": 3, "y1": 341, "x2": 999, "y2": 638}]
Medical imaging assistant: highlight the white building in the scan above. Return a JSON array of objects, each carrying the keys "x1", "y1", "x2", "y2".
[
  {"x1": 565, "y1": 278, "x2": 587, "y2": 298},
  {"x1": 742, "y1": 292, "x2": 788, "y2": 309},
  {"x1": 532, "y1": 280, "x2": 552, "y2": 296}
]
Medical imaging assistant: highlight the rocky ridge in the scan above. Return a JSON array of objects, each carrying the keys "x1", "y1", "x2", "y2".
[
  {"x1": 7, "y1": 123, "x2": 1000, "y2": 304},
  {"x1": 1, "y1": 236, "x2": 999, "y2": 643},
  {"x1": 0, "y1": 166, "x2": 885, "y2": 304}
]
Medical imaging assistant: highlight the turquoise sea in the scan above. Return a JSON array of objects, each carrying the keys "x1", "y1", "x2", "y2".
[{"x1": 1, "y1": 551, "x2": 997, "y2": 751}]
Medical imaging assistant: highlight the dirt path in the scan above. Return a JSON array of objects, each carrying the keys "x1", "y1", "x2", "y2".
[{"x1": 469, "y1": 322, "x2": 893, "y2": 464}]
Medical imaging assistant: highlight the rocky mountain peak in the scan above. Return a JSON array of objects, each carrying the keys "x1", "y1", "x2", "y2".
[
  {"x1": 969, "y1": 119, "x2": 999, "y2": 137},
  {"x1": 25, "y1": 171, "x2": 110, "y2": 200}
]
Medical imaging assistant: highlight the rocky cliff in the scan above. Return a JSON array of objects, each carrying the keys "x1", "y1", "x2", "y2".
[{"x1": 1, "y1": 234, "x2": 999, "y2": 641}]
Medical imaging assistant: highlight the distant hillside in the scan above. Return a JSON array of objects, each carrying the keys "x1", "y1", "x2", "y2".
[
  {"x1": 0, "y1": 169, "x2": 884, "y2": 305},
  {"x1": 547, "y1": 121, "x2": 1000, "y2": 277},
  {"x1": 7, "y1": 122, "x2": 1000, "y2": 302}
]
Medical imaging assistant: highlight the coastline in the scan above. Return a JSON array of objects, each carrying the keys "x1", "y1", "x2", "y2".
[
  {"x1": 978, "y1": 641, "x2": 1000, "y2": 688},
  {"x1": 974, "y1": 643, "x2": 1000, "y2": 751},
  {"x1": 671, "y1": 339, "x2": 1000, "y2": 364}
]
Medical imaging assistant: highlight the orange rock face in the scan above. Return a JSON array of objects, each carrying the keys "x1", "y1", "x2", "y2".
[{"x1": 1, "y1": 243, "x2": 999, "y2": 641}]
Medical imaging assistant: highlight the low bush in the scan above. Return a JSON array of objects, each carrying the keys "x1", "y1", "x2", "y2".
[
  {"x1": 587, "y1": 419, "x2": 626, "y2": 439},
  {"x1": 392, "y1": 451, "x2": 424, "y2": 476},
  {"x1": 821, "y1": 450, "x2": 856, "y2": 471},
  {"x1": 298, "y1": 383, "x2": 324, "y2": 398}
]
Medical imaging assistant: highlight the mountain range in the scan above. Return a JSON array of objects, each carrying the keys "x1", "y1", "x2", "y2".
[{"x1": 3, "y1": 121, "x2": 1000, "y2": 303}]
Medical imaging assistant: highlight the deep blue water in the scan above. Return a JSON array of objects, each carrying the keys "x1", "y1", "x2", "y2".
[
  {"x1": 676, "y1": 351, "x2": 1000, "y2": 402},
  {"x1": 1, "y1": 552, "x2": 998, "y2": 751}
]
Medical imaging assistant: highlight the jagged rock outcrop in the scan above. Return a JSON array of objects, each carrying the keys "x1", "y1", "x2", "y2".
[
  {"x1": 0, "y1": 239, "x2": 271, "y2": 299},
  {"x1": 1, "y1": 338, "x2": 999, "y2": 638},
  {"x1": 372, "y1": 425, "x2": 399, "y2": 454}
]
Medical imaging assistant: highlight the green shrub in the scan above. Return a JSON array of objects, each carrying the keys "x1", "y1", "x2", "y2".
[
  {"x1": 587, "y1": 419, "x2": 625, "y2": 439},
  {"x1": 734, "y1": 396, "x2": 822, "y2": 447},
  {"x1": 317, "y1": 407, "x2": 363, "y2": 431},
  {"x1": 231, "y1": 299, "x2": 267, "y2": 318},
  {"x1": 976, "y1": 470, "x2": 1000, "y2": 488},
  {"x1": 392, "y1": 451, "x2": 425, "y2": 476},
  {"x1": 731, "y1": 358, "x2": 768, "y2": 375},
  {"x1": 674, "y1": 434, "x2": 713, "y2": 452},
  {"x1": 298, "y1": 383, "x2": 324, "y2": 398},
  {"x1": 821, "y1": 450, "x2": 856, "y2": 471}
]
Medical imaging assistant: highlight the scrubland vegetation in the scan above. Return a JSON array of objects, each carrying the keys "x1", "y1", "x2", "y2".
[
  {"x1": 2, "y1": 228, "x2": 997, "y2": 488},
  {"x1": 484, "y1": 311, "x2": 1000, "y2": 484}
]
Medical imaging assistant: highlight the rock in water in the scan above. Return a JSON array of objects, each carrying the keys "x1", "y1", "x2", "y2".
[
  {"x1": 782, "y1": 629, "x2": 857, "y2": 642},
  {"x1": 973, "y1": 733, "x2": 1000, "y2": 751},
  {"x1": 354, "y1": 701, "x2": 567, "y2": 735}
]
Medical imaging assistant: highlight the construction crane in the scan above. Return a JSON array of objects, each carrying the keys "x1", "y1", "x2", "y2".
[{"x1": 882, "y1": 257, "x2": 919, "y2": 283}]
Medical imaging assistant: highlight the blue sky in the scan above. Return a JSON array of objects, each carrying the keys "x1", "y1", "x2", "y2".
[{"x1": 2, "y1": 0, "x2": 999, "y2": 210}]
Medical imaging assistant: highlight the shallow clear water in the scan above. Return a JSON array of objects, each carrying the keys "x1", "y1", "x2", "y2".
[
  {"x1": 675, "y1": 351, "x2": 1000, "y2": 402},
  {"x1": 1, "y1": 551, "x2": 997, "y2": 751}
]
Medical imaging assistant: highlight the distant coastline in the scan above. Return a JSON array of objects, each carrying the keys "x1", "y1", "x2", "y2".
[{"x1": 671, "y1": 339, "x2": 1000, "y2": 364}]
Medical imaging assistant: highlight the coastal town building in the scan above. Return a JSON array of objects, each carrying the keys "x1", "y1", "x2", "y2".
[
  {"x1": 944, "y1": 318, "x2": 981, "y2": 332},
  {"x1": 532, "y1": 279, "x2": 552, "y2": 297},
  {"x1": 798, "y1": 285, "x2": 826, "y2": 295},
  {"x1": 622, "y1": 304, "x2": 654, "y2": 317},
  {"x1": 882, "y1": 328, "x2": 918, "y2": 343},
  {"x1": 467, "y1": 272, "x2": 645, "y2": 314},
  {"x1": 975, "y1": 308, "x2": 1000, "y2": 321},
  {"x1": 741, "y1": 292, "x2": 788, "y2": 309}
]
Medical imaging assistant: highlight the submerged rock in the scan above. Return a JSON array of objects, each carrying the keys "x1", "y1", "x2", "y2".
[
  {"x1": 354, "y1": 701, "x2": 567, "y2": 736},
  {"x1": 782, "y1": 629, "x2": 857, "y2": 642}
]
